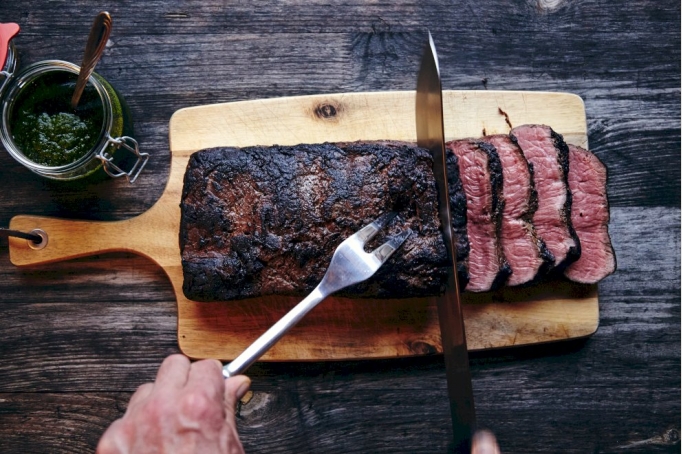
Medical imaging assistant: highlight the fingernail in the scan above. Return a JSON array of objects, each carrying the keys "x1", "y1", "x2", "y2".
[{"x1": 236, "y1": 377, "x2": 252, "y2": 400}]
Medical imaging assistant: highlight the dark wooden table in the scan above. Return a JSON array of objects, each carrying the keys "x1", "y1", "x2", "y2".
[{"x1": 0, "y1": 1, "x2": 679, "y2": 452}]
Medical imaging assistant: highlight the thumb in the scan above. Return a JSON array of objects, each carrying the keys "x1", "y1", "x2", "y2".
[
  {"x1": 224, "y1": 375, "x2": 251, "y2": 415},
  {"x1": 471, "y1": 430, "x2": 500, "y2": 454}
]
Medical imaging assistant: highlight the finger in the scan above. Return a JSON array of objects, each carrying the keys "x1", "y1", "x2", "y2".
[
  {"x1": 471, "y1": 430, "x2": 500, "y2": 454},
  {"x1": 96, "y1": 419, "x2": 129, "y2": 454},
  {"x1": 185, "y1": 359, "x2": 224, "y2": 400},
  {"x1": 154, "y1": 354, "x2": 191, "y2": 389},
  {"x1": 223, "y1": 375, "x2": 251, "y2": 418},
  {"x1": 124, "y1": 382, "x2": 154, "y2": 416}
]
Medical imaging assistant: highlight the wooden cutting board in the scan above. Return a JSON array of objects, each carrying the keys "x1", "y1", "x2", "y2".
[{"x1": 9, "y1": 90, "x2": 599, "y2": 361}]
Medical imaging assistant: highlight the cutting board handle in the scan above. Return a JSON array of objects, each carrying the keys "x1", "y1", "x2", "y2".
[
  {"x1": 8, "y1": 162, "x2": 183, "y2": 268},
  {"x1": 7, "y1": 207, "x2": 182, "y2": 267},
  {"x1": 8, "y1": 215, "x2": 137, "y2": 266}
]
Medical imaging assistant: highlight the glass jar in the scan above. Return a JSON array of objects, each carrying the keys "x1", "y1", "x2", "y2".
[{"x1": 0, "y1": 60, "x2": 148, "y2": 182}]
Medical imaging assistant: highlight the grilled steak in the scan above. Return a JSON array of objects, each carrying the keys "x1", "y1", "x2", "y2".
[
  {"x1": 180, "y1": 141, "x2": 450, "y2": 302},
  {"x1": 446, "y1": 149, "x2": 471, "y2": 289},
  {"x1": 446, "y1": 139, "x2": 511, "y2": 292},
  {"x1": 564, "y1": 145, "x2": 616, "y2": 283},
  {"x1": 510, "y1": 125, "x2": 581, "y2": 270},
  {"x1": 180, "y1": 126, "x2": 615, "y2": 302},
  {"x1": 484, "y1": 135, "x2": 553, "y2": 285}
]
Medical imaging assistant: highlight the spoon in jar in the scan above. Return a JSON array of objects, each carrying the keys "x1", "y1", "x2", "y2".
[{"x1": 70, "y1": 11, "x2": 112, "y2": 110}]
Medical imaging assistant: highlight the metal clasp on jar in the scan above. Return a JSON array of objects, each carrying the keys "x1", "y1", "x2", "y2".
[
  {"x1": 1, "y1": 40, "x2": 18, "y2": 97},
  {"x1": 0, "y1": 70, "x2": 12, "y2": 96},
  {"x1": 99, "y1": 135, "x2": 149, "y2": 183}
]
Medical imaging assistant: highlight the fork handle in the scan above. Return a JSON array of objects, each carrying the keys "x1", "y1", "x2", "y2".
[{"x1": 223, "y1": 285, "x2": 327, "y2": 378}]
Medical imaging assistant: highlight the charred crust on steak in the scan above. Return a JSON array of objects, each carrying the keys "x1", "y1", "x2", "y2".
[
  {"x1": 523, "y1": 160, "x2": 556, "y2": 276},
  {"x1": 180, "y1": 141, "x2": 451, "y2": 302},
  {"x1": 446, "y1": 139, "x2": 510, "y2": 292},
  {"x1": 485, "y1": 134, "x2": 554, "y2": 286},
  {"x1": 550, "y1": 129, "x2": 581, "y2": 270},
  {"x1": 445, "y1": 149, "x2": 470, "y2": 289},
  {"x1": 180, "y1": 126, "x2": 613, "y2": 301},
  {"x1": 564, "y1": 145, "x2": 616, "y2": 283},
  {"x1": 476, "y1": 140, "x2": 512, "y2": 289},
  {"x1": 510, "y1": 125, "x2": 581, "y2": 272}
]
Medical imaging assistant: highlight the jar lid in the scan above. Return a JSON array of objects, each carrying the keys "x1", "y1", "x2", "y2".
[{"x1": 0, "y1": 23, "x2": 20, "y2": 72}]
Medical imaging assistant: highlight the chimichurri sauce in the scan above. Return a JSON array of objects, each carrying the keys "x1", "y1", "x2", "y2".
[{"x1": 10, "y1": 71, "x2": 104, "y2": 167}]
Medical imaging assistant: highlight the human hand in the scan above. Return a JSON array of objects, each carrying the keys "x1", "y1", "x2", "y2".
[
  {"x1": 97, "y1": 354, "x2": 251, "y2": 454},
  {"x1": 471, "y1": 429, "x2": 500, "y2": 454}
]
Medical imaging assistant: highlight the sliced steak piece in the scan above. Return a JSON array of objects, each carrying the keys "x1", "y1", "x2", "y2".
[
  {"x1": 510, "y1": 125, "x2": 581, "y2": 270},
  {"x1": 484, "y1": 135, "x2": 553, "y2": 285},
  {"x1": 180, "y1": 141, "x2": 450, "y2": 302},
  {"x1": 564, "y1": 145, "x2": 616, "y2": 283},
  {"x1": 446, "y1": 139, "x2": 511, "y2": 292},
  {"x1": 446, "y1": 149, "x2": 471, "y2": 290}
]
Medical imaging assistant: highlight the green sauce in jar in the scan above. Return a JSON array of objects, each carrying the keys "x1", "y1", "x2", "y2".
[
  {"x1": 1, "y1": 60, "x2": 146, "y2": 182},
  {"x1": 10, "y1": 71, "x2": 104, "y2": 166}
]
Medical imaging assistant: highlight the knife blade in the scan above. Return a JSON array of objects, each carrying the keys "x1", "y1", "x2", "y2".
[{"x1": 415, "y1": 31, "x2": 476, "y2": 453}]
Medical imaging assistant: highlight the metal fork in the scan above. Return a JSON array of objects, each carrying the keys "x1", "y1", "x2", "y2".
[{"x1": 223, "y1": 212, "x2": 411, "y2": 378}]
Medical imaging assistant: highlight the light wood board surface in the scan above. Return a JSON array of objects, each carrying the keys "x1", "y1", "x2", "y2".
[{"x1": 9, "y1": 90, "x2": 598, "y2": 361}]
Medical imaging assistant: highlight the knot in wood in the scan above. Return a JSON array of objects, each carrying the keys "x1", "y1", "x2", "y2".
[
  {"x1": 408, "y1": 340, "x2": 438, "y2": 355},
  {"x1": 314, "y1": 102, "x2": 341, "y2": 120}
]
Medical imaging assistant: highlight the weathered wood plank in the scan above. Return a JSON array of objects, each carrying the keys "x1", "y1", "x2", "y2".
[
  {"x1": 6, "y1": 29, "x2": 678, "y2": 109},
  {"x1": 0, "y1": 252, "x2": 173, "y2": 303},
  {"x1": 0, "y1": 339, "x2": 679, "y2": 454},
  {"x1": 0, "y1": 392, "x2": 126, "y2": 454},
  {"x1": 1, "y1": 0, "x2": 679, "y2": 35},
  {"x1": 0, "y1": 208, "x2": 677, "y2": 385},
  {"x1": 0, "y1": 0, "x2": 678, "y2": 452},
  {"x1": 0, "y1": 24, "x2": 677, "y2": 214}
]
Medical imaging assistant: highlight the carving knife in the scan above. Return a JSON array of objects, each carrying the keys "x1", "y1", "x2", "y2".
[{"x1": 415, "y1": 31, "x2": 476, "y2": 452}]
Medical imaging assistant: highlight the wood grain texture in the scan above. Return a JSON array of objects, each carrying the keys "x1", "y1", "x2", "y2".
[
  {"x1": 8, "y1": 90, "x2": 597, "y2": 361},
  {"x1": 0, "y1": 0, "x2": 679, "y2": 452}
]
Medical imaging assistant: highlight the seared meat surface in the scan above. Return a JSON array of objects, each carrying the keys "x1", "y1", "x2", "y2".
[
  {"x1": 180, "y1": 141, "x2": 450, "y2": 301},
  {"x1": 180, "y1": 127, "x2": 615, "y2": 302}
]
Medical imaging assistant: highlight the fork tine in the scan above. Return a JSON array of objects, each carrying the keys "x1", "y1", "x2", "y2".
[
  {"x1": 371, "y1": 228, "x2": 412, "y2": 263},
  {"x1": 353, "y1": 211, "x2": 398, "y2": 244}
]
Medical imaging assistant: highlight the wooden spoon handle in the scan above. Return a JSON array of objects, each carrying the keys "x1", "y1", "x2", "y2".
[{"x1": 70, "y1": 12, "x2": 112, "y2": 109}]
